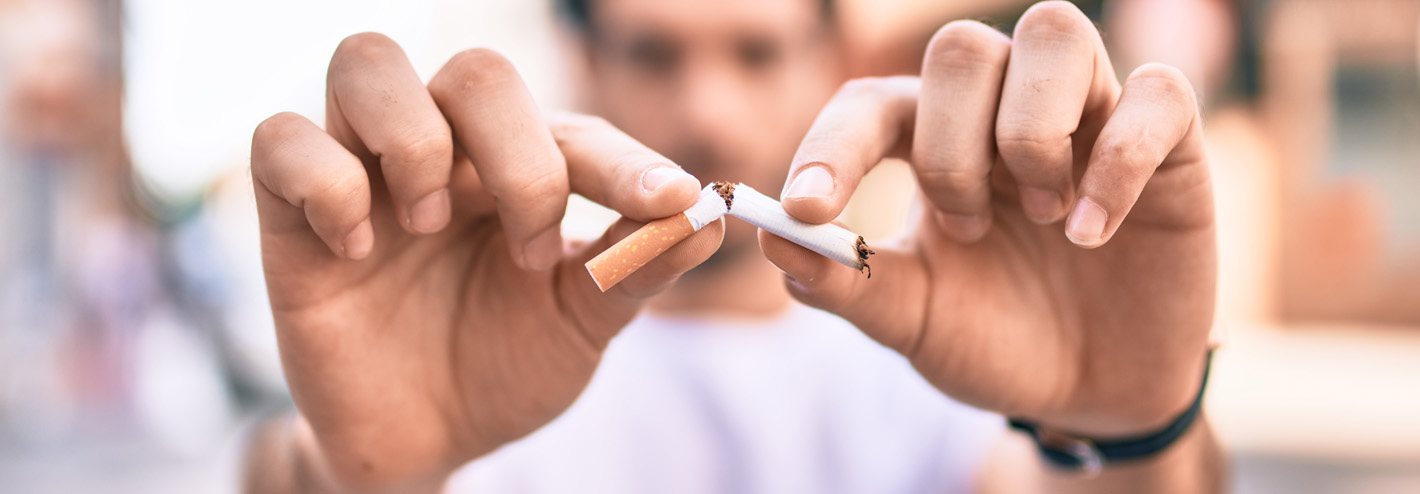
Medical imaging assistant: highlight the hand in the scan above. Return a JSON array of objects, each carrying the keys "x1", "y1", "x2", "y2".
[
  {"x1": 250, "y1": 33, "x2": 721, "y2": 490},
  {"x1": 763, "y1": 1, "x2": 1215, "y2": 438}
]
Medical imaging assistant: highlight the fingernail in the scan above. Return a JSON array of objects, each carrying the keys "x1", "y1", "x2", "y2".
[
  {"x1": 937, "y1": 213, "x2": 990, "y2": 241},
  {"x1": 1066, "y1": 197, "x2": 1108, "y2": 247},
  {"x1": 408, "y1": 189, "x2": 451, "y2": 234},
  {"x1": 343, "y1": 219, "x2": 374, "y2": 260},
  {"x1": 522, "y1": 227, "x2": 563, "y2": 271},
  {"x1": 784, "y1": 165, "x2": 834, "y2": 200},
  {"x1": 1019, "y1": 186, "x2": 1064, "y2": 224},
  {"x1": 641, "y1": 166, "x2": 695, "y2": 193}
]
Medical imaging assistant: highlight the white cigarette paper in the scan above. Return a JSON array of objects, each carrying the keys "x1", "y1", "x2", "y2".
[
  {"x1": 585, "y1": 181, "x2": 873, "y2": 292},
  {"x1": 683, "y1": 185, "x2": 731, "y2": 229},
  {"x1": 720, "y1": 182, "x2": 874, "y2": 275}
]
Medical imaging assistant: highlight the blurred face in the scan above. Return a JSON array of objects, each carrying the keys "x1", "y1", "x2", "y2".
[
  {"x1": 580, "y1": 0, "x2": 845, "y2": 257},
  {"x1": 2, "y1": 0, "x2": 108, "y2": 151}
]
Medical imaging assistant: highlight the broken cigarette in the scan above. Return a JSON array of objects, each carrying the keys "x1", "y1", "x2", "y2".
[
  {"x1": 585, "y1": 181, "x2": 874, "y2": 292},
  {"x1": 585, "y1": 186, "x2": 729, "y2": 292},
  {"x1": 718, "y1": 181, "x2": 875, "y2": 277}
]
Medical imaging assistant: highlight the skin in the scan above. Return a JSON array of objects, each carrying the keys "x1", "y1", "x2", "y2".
[
  {"x1": 248, "y1": 40, "x2": 725, "y2": 491},
  {"x1": 582, "y1": 0, "x2": 842, "y2": 282},
  {"x1": 245, "y1": 1, "x2": 1221, "y2": 492}
]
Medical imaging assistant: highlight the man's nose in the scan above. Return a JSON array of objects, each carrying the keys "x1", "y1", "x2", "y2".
[{"x1": 676, "y1": 63, "x2": 748, "y2": 143}]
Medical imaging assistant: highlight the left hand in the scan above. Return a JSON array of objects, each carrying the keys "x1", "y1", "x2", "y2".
[{"x1": 761, "y1": 1, "x2": 1215, "y2": 437}]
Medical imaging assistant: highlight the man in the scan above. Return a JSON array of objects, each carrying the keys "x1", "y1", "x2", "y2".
[{"x1": 244, "y1": 0, "x2": 1223, "y2": 492}]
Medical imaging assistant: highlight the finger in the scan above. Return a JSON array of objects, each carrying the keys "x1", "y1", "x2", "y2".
[
  {"x1": 555, "y1": 217, "x2": 726, "y2": 344},
  {"x1": 251, "y1": 112, "x2": 373, "y2": 260},
  {"x1": 781, "y1": 76, "x2": 921, "y2": 224},
  {"x1": 1068, "y1": 63, "x2": 1204, "y2": 248},
  {"x1": 995, "y1": 1, "x2": 1119, "y2": 224},
  {"x1": 913, "y1": 20, "x2": 1011, "y2": 242},
  {"x1": 327, "y1": 33, "x2": 455, "y2": 235},
  {"x1": 429, "y1": 48, "x2": 569, "y2": 271},
  {"x1": 551, "y1": 113, "x2": 703, "y2": 221},
  {"x1": 758, "y1": 229, "x2": 930, "y2": 354},
  {"x1": 448, "y1": 150, "x2": 497, "y2": 219}
]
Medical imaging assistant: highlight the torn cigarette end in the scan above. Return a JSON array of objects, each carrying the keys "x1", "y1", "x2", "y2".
[
  {"x1": 855, "y1": 236, "x2": 876, "y2": 278},
  {"x1": 585, "y1": 185, "x2": 728, "y2": 292},
  {"x1": 712, "y1": 180, "x2": 736, "y2": 210}
]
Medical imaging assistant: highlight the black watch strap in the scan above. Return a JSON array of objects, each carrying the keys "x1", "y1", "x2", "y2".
[{"x1": 1008, "y1": 349, "x2": 1215, "y2": 476}]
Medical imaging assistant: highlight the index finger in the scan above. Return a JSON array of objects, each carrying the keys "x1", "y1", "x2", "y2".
[
  {"x1": 550, "y1": 113, "x2": 703, "y2": 221},
  {"x1": 780, "y1": 76, "x2": 920, "y2": 225}
]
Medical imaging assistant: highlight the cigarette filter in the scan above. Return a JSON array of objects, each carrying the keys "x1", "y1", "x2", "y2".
[{"x1": 585, "y1": 186, "x2": 728, "y2": 292}]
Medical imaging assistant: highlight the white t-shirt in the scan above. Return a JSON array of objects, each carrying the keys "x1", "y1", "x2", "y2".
[{"x1": 449, "y1": 304, "x2": 1005, "y2": 493}]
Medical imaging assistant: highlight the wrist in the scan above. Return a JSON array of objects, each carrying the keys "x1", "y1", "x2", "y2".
[
  {"x1": 291, "y1": 414, "x2": 455, "y2": 494},
  {"x1": 1030, "y1": 396, "x2": 1194, "y2": 441},
  {"x1": 1039, "y1": 347, "x2": 1215, "y2": 439},
  {"x1": 1008, "y1": 349, "x2": 1215, "y2": 475}
]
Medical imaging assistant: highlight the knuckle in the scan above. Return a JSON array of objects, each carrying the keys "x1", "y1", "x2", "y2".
[
  {"x1": 924, "y1": 20, "x2": 1009, "y2": 70},
  {"x1": 332, "y1": 32, "x2": 401, "y2": 66},
  {"x1": 1014, "y1": 1, "x2": 1093, "y2": 42},
  {"x1": 308, "y1": 169, "x2": 367, "y2": 211},
  {"x1": 837, "y1": 77, "x2": 890, "y2": 100},
  {"x1": 449, "y1": 47, "x2": 517, "y2": 77},
  {"x1": 508, "y1": 172, "x2": 567, "y2": 203},
  {"x1": 832, "y1": 76, "x2": 919, "y2": 111},
  {"x1": 251, "y1": 112, "x2": 308, "y2": 160},
  {"x1": 385, "y1": 132, "x2": 452, "y2": 169},
  {"x1": 435, "y1": 48, "x2": 520, "y2": 97},
  {"x1": 996, "y1": 121, "x2": 1067, "y2": 162},
  {"x1": 1127, "y1": 62, "x2": 1198, "y2": 109},
  {"x1": 917, "y1": 165, "x2": 988, "y2": 194},
  {"x1": 1128, "y1": 62, "x2": 1189, "y2": 87},
  {"x1": 837, "y1": 75, "x2": 915, "y2": 100},
  {"x1": 1093, "y1": 135, "x2": 1136, "y2": 165},
  {"x1": 1092, "y1": 136, "x2": 1158, "y2": 185}
]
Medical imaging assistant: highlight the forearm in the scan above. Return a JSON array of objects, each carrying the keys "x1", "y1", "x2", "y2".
[
  {"x1": 981, "y1": 416, "x2": 1225, "y2": 493},
  {"x1": 242, "y1": 412, "x2": 451, "y2": 494}
]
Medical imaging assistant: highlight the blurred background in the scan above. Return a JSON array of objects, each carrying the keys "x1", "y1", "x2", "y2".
[{"x1": 0, "y1": 0, "x2": 1417, "y2": 492}]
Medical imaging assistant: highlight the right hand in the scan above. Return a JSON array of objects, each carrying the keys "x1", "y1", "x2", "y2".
[{"x1": 250, "y1": 33, "x2": 722, "y2": 491}]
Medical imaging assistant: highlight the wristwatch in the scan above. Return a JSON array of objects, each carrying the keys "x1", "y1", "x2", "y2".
[{"x1": 1007, "y1": 349, "x2": 1215, "y2": 477}]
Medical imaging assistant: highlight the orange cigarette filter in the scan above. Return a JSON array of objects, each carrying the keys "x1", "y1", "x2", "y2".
[
  {"x1": 585, "y1": 186, "x2": 728, "y2": 292},
  {"x1": 585, "y1": 215, "x2": 697, "y2": 292}
]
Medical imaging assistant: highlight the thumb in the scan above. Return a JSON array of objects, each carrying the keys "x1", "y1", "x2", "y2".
[{"x1": 758, "y1": 229, "x2": 931, "y2": 355}]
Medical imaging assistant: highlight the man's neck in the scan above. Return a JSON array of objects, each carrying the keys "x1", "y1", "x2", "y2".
[{"x1": 646, "y1": 250, "x2": 793, "y2": 320}]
